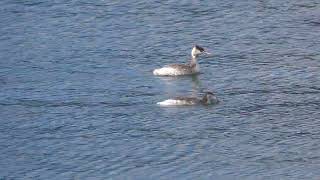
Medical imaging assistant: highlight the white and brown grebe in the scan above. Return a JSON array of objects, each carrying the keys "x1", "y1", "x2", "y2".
[
  {"x1": 157, "y1": 92, "x2": 219, "y2": 106},
  {"x1": 153, "y1": 45, "x2": 211, "y2": 76}
]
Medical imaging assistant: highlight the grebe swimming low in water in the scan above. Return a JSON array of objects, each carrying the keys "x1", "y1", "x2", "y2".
[
  {"x1": 153, "y1": 45, "x2": 211, "y2": 76},
  {"x1": 157, "y1": 92, "x2": 219, "y2": 106}
]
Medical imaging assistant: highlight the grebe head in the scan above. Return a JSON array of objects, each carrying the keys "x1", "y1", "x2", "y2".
[
  {"x1": 191, "y1": 45, "x2": 211, "y2": 58},
  {"x1": 202, "y1": 91, "x2": 218, "y2": 105}
]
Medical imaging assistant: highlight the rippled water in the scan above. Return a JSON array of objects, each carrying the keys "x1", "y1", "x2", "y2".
[{"x1": 1, "y1": 0, "x2": 320, "y2": 179}]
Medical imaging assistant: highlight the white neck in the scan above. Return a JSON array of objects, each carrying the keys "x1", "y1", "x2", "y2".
[
  {"x1": 190, "y1": 56, "x2": 197, "y2": 64},
  {"x1": 191, "y1": 48, "x2": 198, "y2": 59}
]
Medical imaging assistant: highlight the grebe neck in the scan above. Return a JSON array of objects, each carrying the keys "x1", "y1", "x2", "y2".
[
  {"x1": 190, "y1": 56, "x2": 198, "y2": 65},
  {"x1": 201, "y1": 95, "x2": 210, "y2": 105}
]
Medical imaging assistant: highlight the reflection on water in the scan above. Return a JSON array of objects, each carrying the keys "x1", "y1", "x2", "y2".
[
  {"x1": 191, "y1": 74, "x2": 202, "y2": 93},
  {"x1": 157, "y1": 74, "x2": 204, "y2": 97}
]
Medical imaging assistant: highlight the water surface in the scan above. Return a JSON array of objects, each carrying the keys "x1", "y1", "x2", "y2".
[{"x1": 1, "y1": 0, "x2": 320, "y2": 179}]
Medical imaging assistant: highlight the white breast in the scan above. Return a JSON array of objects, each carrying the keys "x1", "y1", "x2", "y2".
[
  {"x1": 153, "y1": 67, "x2": 183, "y2": 76},
  {"x1": 194, "y1": 63, "x2": 200, "y2": 73},
  {"x1": 153, "y1": 63, "x2": 199, "y2": 76},
  {"x1": 157, "y1": 99, "x2": 183, "y2": 106},
  {"x1": 157, "y1": 99, "x2": 196, "y2": 106}
]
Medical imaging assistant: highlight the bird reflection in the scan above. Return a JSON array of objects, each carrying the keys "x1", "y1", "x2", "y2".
[{"x1": 156, "y1": 74, "x2": 204, "y2": 97}]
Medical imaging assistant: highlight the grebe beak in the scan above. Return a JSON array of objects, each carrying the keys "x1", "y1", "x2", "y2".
[{"x1": 202, "y1": 50, "x2": 212, "y2": 56}]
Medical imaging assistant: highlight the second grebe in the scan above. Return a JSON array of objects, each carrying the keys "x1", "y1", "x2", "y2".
[
  {"x1": 153, "y1": 45, "x2": 210, "y2": 76},
  {"x1": 157, "y1": 92, "x2": 219, "y2": 106}
]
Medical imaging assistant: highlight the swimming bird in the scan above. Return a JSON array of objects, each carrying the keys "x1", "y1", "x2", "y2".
[
  {"x1": 157, "y1": 92, "x2": 219, "y2": 106},
  {"x1": 153, "y1": 45, "x2": 211, "y2": 76}
]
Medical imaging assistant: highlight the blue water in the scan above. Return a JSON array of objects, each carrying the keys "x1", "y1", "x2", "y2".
[{"x1": 1, "y1": 0, "x2": 320, "y2": 179}]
